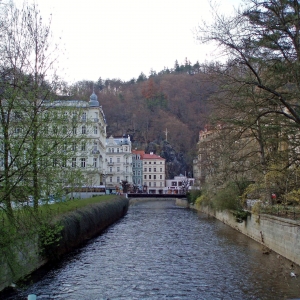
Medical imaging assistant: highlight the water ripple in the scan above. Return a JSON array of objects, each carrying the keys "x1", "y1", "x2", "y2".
[{"x1": 5, "y1": 200, "x2": 300, "y2": 300}]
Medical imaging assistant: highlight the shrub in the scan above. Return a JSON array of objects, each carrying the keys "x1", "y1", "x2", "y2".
[
  {"x1": 186, "y1": 189, "x2": 202, "y2": 204},
  {"x1": 212, "y1": 182, "x2": 241, "y2": 211}
]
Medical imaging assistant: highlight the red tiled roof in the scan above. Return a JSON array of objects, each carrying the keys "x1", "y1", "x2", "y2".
[
  {"x1": 132, "y1": 150, "x2": 145, "y2": 156},
  {"x1": 142, "y1": 153, "x2": 164, "y2": 160}
]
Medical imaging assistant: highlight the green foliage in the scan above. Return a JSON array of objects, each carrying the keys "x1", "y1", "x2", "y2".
[
  {"x1": 195, "y1": 191, "x2": 211, "y2": 207},
  {"x1": 233, "y1": 210, "x2": 251, "y2": 223},
  {"x1": 38, "y1": 222, "x2": 64, "y2": 259},
  {"x1": 0, "y1": 195, "x2": 116, "y2": 282},
  {"x1": 211, "y1": 182, "x2": 242, "y2": 211},
  {"x1": 186, "y1": 189, "x2": 201, "y2": 204}
]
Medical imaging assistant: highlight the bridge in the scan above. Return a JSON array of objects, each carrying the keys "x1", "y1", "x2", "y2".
[{"x1": 127, "y1": 193, "x2": 186, "y2": 198}]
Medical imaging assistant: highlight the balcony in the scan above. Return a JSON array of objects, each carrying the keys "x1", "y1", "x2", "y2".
[
  {"x1": 107, "y1": 162, "x2": 114, "y2": 166},
  {"x1": 92, "y1": 149, "x2": 100, "y2": 154}
]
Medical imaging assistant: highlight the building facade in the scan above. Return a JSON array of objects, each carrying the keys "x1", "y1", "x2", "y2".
[
  {"x1": 165, "y1": 175, "x2": 195, "y2": 194},
  {"x1": 52, "y1": 92, "x2": 107, "y2": 187},
  {"x1": 105, "y1": 135, "x2": 133, "y2": 193},
  {"x1": 142, "y1": 152, "x2": 165, "y2": 194},
  {"x1": 132, "y1": 150, "x2": 145, "y2": 190}
]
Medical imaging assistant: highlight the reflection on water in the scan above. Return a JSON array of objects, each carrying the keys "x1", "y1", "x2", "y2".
[{"x1": 3, "y1": 200, "x2": 300, "y2": 299}]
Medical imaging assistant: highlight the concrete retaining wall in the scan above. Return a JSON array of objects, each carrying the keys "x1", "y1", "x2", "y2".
[
  {"x1": 0, "y1": 197, "x2": 129, "y2": 292},
  {"x1": 192, "y1": 203, "x2": 300, "y2": 266}
]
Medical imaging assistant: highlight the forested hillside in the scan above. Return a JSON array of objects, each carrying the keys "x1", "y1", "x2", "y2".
[{"x1": 67, "y1": 62, "x2": 214, "y2": 178}]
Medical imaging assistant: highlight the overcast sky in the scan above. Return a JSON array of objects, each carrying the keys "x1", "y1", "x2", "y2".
[{"x1": 16, "y1": 0, "x2": 242, "y2": 84}]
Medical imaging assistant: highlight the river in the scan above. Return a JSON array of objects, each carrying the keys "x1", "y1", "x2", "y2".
[{"x1": 3, "y1": 200, "x2": 300, "y2": 299}]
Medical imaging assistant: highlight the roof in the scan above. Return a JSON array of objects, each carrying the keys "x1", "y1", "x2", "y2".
[
  {"x1": 142, "y1": 153, "x2": 165, "y2": 160},
  {"x1": 132, "y1": 150, "x2": 145, "y2": 156}
]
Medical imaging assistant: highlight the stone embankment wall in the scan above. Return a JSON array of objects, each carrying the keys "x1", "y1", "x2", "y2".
[
  {"x1": 0, "y1": 197, "x2": 129, "y2": 292},
  {"x1": 191, "y1": 203, "x2": 300, "y2": 266}
]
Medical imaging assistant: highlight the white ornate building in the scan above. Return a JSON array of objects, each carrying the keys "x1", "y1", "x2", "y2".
[
  {"x1": 48, "y1": 92, "x2": 107, "y2": 187},
  {"x1": 105, "y1": 135, "x2": 133, "y2": 193}
]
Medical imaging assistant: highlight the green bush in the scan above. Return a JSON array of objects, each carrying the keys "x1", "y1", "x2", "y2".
[
  {"x1": 186, "y1": 189, "x2": 202, "y2": 204},
  {"x1": 212, "y1": 182, "x2": 241, "y2": 211}
]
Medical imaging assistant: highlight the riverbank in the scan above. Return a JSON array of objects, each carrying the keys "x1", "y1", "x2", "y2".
[
  {"x1": 182, "y1": 199, "x2": 300, "y2": 266},
  {"x1": 0, "y1": 196, "x2": 129, "y2": 292}
]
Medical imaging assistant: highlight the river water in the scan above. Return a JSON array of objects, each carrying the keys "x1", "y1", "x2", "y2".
[{"x1": 4, "y1": 200, "x2": 300, "y2": 299}]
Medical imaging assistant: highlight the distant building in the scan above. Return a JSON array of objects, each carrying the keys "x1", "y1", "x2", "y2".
[
  {"x1": 164, "y1": 175, "x2": 195, "y2": 194},
  {"x1": 132, "y1": 150, "x2": 145, "y2": 190},
  {"x1": 142, "y1": 152, "x2": 165, "y2": 194},
  {"x1": 105, "y1": 135, "x2": 133, "y2": 193}
]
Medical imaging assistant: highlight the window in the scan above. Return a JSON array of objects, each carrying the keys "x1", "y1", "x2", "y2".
[
  {"x1": 160, "y1": 175, "x2": 162, "y2": 179},
  {"x1": 149, "y1": 162, "x2": 151, "y2": 164},
  {"x1": 149, "y1": 168, "x2": 151, "y2": 172},
  {"x1": 154, "y1": 182, "x2": 156, "y2": 187},
  {"x1": 82, "y1": 125, "x2": 86, "y2": 134},
  {"x1": 154, "y1": 175, "x2": 156, "y2": 179},
  {"x1": 125, "y1": 147, "x2": 128, "y2": 151},
  {"x1": 138, "y1": 171, "x2": 141, "y2": 175},
  {"x1": 133, "y1": 163, "x2": 135, "y2": 167},
  {"x1": 81, "y1": 142, "x2": 86, "y2": 151},
  {"x1": 73, "y1": 126, "x2": 77, "y2": 135},
  {"x1": 109, "y1": 157, "x2": 112, "y2": 163},
  {"x1": 82, "y1": 112, "x2": 87, "y2": 121},
  {"x1": 109, "y1": 148, "x2": 111, "y2": 152},
  {"x1": 172, "y1": 181, "x2": 177, "y2": 186},
  {"x1": 149, "y1": 182, "x2": 151, "y2": 187},
  {"x1": 144, "y1": 168, "x2": 147, "y2": 172},
  {"x1": 133, "y1": 171, "x2": 135, "y2": 175},
  {"x1": 94, "y1": 126, "x2": 98, "y2": 134},
  {"x1": 80, "y1": 158, "x2": 86, "y2": 168},
  {"x1": 144, "y1": 175, "x2": 147, "y2": 179},
  {"x1": 160, "y1": 182, "x2": 162, "y2": 187},
  {"x1": 72, "y1": 143, "x2": 77, "y2": 151},
  {"x1": 110, "y1": 176, "x2": 112, "y2": 182},
  {"x1": 154, "y1": 162, "x2": 156, "y2": 164},
  {"x1": 149, "y1": 175, "x2": 151, "y2": 179},
  {"x1": 117, "y1": 148, "x2": 119, "y2": 153},
  {"x1": 112, "y1": 148, "x2": 114, "y2": 152},
  {"x1": 93, "y1": 158, "x2": 97, "y2": 167},
  {"x1": 72, "y1": 158, "x2": 76, "y2": 167},
  {"x1": 117, "y1": 167, "x2": 120, "y2": 172},
  {"x1": 110, "y1": 167, "x2": 112, "y2": 172},
  {"x1": 144, "y1": 162, "x2": 147, "y2": 164},
  {"x1": 160, "y1": 162, "x2": 162, "y2": 164},
  {"x1": 154, "y1": 168, "x2": 156, "y2": 172},
  {"x1": 62, "y1": 159, "x2": 67, "y2": 168},
  {"x1": 160, "y1": 168, "x2": 162, "y2": 172},
  {"x1": 93, "y1": 141, "x2": 97, "y2": 152},
  {"x1": 117, "y1": 157, "x2": 120, "y2": 163}
]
